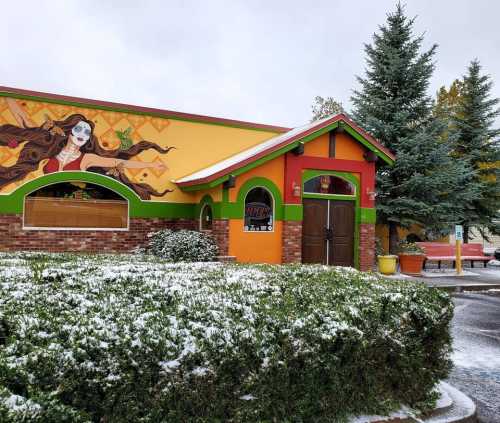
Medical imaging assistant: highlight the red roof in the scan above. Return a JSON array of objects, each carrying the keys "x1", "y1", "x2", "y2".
[{"x1": 0, "y1": 85, "x2": 290, "y2": 133}]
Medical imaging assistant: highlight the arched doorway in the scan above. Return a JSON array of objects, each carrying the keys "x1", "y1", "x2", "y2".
[{"x1": 301, "y1": 174, "x2": 357, "y2": 266}]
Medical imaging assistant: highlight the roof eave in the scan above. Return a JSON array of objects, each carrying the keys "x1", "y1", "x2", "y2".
[{"x1": 176, "y1": 114, "x2": 395, "y2": 190}]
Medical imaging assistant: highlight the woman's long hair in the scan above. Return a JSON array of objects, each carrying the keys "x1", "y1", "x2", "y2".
[{"x1": 0, "y1": 114, "x2": 174, "y2": 200}]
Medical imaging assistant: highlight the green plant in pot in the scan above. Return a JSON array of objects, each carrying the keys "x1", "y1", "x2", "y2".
[
  {"x1": 397, "y1": 240, "x2": 425, "y2": 276},
  {"x1": 376, "y1": 238, "x2": 398, "y2": 275}
]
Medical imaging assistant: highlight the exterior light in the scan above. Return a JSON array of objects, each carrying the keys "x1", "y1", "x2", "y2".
[
  {"x1": 366, "y1": 187, "x2": 377, "y2": 201},
  {"x1": 292, "y1": 182, "x2": 301, "y2": 197}
]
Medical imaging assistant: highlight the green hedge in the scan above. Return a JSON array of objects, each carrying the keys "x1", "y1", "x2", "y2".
[{"x1": 0, "y1": 253, "x2": 453, "y2": 422}]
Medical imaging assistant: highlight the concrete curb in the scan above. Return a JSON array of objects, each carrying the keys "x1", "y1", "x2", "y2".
[
  {"x1": 431, "y1": 284, "x2": 500, "y2": 293},
  {"x1": 349, "y1": 382, "x2": 477, "y2": 423}
]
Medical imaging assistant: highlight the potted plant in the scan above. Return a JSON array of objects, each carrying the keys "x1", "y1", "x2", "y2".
[
  {"x1": 376, "y1": 238, "x2": 398, "y2": 275},
  {"x1": 397, "y1": 240, "x2": 425, "y2": 276}
]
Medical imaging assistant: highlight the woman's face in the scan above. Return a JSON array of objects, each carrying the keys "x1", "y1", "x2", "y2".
[{"x1": 70, "y1": 121, "x2": 92, "y2": 147}]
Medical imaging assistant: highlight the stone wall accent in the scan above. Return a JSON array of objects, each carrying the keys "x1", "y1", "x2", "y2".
[
  {"x1": 212, "y1": 219, "x2": 230, "y2": 256},
  {"x1": 282, "y1": 220, "x2": 302, "y2": 263},
  {"x1": 0, "y1": 214, "x2": 196, "y2": 253},
  {"x1": 359, "y1": 223, "x2": 376, "y2": 271}
]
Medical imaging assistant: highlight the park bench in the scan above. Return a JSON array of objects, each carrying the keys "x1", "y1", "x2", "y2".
[{"x1": 416, "y1": 242, "x2": 491, "y2": 269}]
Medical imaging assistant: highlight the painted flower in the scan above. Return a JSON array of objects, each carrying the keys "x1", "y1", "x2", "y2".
[{"x1": 7, "y1": 140, "x2": 19, "y2": 148}]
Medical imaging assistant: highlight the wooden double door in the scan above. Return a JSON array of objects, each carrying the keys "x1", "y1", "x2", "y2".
[{"x1": 302, "y1": 199, "x2": 355, "y2": 266}]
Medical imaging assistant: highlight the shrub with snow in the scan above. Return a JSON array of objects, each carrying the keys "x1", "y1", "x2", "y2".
[
  {"x1": 0, "y1": 253, "x2": 453, "y2": 422},
  {"x1": 147, "y1": 229, "x2": 219, "y2": 262}
]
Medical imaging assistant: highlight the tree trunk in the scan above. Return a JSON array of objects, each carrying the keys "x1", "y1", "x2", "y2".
[
  {"x1": 389, "y1": 222, "x2": 399, "y2": 254},
  {"x1": 463, "y1": 225, "x2": 469, "y2": 244}
]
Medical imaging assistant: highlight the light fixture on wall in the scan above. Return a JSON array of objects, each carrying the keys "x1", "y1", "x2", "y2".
[
  {"x1": 292, "y1": 182, "x2": 301, "y2": 198},
  {"x1": 366, "y1": 187, "x2": 377, "y2": 201}
]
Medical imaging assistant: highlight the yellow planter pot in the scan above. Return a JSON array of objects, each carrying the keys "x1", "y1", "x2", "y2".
[{"x1": 377, "y1": 255, "x2": 398, "y2": 275}]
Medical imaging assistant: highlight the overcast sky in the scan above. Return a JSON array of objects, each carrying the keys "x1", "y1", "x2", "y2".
[{"x1": 1, "y1": 1, "x2": 498, "y2": 128}]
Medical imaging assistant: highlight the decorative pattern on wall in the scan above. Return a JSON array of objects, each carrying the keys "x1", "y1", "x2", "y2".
[{"x1": 0, "y1": 97, "x2": 174, "y2": 200}]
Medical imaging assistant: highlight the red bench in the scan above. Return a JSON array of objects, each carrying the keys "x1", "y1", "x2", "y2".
[{"x1": 416, "y1": 242, "x2": 491, "y2": 269}]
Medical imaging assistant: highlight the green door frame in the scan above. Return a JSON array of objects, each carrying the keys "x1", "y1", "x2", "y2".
[{"x1": 302, "y1": 170, "x2": 360, "y2": 268}]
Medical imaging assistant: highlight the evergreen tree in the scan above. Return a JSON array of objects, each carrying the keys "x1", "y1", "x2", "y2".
[
  {"x1": 310, "y1": 96, "x2": 344, "y2": 121},
  {"x1": 450, "y1": 60, "x2": 500, "y2": 241},
  {"x1": 351, "y1": 4, "x2": 477, "y2": 253}
]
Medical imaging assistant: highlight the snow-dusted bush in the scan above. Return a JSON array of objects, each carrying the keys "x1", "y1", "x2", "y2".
[
  {"x1": 147, "y1": 229, "x2": 219, "y2": 262},
  {"x1": 0, "y1": 253, "x2": 453, "y2": 422}
]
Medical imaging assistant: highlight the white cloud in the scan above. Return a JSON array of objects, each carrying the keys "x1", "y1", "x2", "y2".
[{"x1": 1, "y1": 0, "x2": 499, "y2": 128}]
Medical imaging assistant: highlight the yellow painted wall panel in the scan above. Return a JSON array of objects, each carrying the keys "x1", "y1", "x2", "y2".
[{"x1": 0, "y1": 97, "x2": 278, "y2": 202}]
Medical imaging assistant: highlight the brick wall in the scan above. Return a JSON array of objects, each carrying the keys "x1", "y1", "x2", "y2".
[
  {"x1": 282, "y1": 220, "x2": 302, "y2": 263},
  {"x1": 212, "y1": 219, "x2": 230, "y2": 256},
  {"x1": 0, "y1": 214, "x2": 195, "y2": 253},
  {"x1": 359, "y1": 223, "x2": 376, "y2": 271}
]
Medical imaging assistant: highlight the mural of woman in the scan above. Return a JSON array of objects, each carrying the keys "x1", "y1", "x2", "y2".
[{"x1": 0, "y1": 100, "x2": 175, "y2": 200}]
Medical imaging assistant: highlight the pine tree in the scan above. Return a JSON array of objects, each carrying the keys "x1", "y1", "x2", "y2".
[
  {"x1": 310, "y1": 96, "x2": 344, "y2": 121},
  {"x1": 351, "y1": 4, "x2": 477, "y2": 253},
  {"x1": 450, "y1": 60, "x2": 500, "y2": 241}
]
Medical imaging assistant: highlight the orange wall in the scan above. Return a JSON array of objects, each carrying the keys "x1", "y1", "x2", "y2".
[
  {"x1": 229, "y1": 155, "x2": 284, "y2": 202},
  {"x1": 303, "y1": 133, "x2": 329, "y2": 157},
  {"x1": 229, "y1": 220, "x2": 283, "y2": 263},
  {"x1": 228, "y1": 155, "x2": 284, "y2": 263},
  {"x1": 336, "y1": 132, "x2": 365, "y2": 161},
  {"x1": 302, "y1": 131, "x2": 365, "y2": 161}
]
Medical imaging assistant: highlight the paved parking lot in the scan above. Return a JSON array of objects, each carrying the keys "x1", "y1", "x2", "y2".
[{"x1": 447, "y1": 293, "x2": 500, "y2": 423}]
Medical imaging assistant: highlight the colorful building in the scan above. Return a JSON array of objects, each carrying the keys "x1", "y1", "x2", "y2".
[{"x1": 0, "y1": 87, "x2": 394, "y2": 270}]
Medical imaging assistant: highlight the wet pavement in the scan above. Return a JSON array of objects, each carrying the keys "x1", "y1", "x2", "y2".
[{"x1": 447, "y1": 293, "x2": 500, "y2": 423}]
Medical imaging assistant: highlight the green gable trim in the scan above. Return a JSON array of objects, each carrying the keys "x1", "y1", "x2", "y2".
[
  {"x1": 179, "y1": 119, "x2": 392, "y2": 192},
  {"x1": 360, "y1": 207, "x2": 376, "y2": 224},
  {"x1": 195, "y1": 195, "x2": 224, "y2": 221},
  {"x1": 0, "y1": 172, "x2": 195, "y2": 219},
  {"x1": 218, "y1": 177, "x2": 284, "y2": 220},
  {"x1": 343, "y1": 125, "x2": 394, "y2": 165},
  {"x1": 0, "y1": 91, "x2": 282, "y2": 134}
]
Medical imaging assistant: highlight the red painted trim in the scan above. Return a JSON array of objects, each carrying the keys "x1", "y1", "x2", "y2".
[
  {"x1": 284, "y1": 154, "x2": 375, "y2": 207},
  {"x1": 177, "y1": 113, "x2": 394, "y2": 187},
  {"x1": 0, "y1": 85, "x2": 290, "y2": 133}
]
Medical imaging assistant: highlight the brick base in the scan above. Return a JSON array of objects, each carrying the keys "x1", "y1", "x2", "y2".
[
  {"x1": 359, "y1": 223, "x2": 376, "y2": 271},
  {"x1": 282, "y1": 220, "x2": 302, "y2": 263},
  {"x1": 212, "y1": 219, "x2": 229, "y2": 256},
  {"x1": 0, "y1": 214, "x2": 196, "y2": 253}
]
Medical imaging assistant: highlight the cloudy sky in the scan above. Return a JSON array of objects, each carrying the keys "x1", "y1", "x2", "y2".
[{"x1": 1, "y1": 0, "x2": 498, "y2": 128}]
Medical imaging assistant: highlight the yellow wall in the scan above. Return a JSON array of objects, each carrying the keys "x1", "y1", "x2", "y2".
[
  {"x1": 229, "y1": 220, "x2": 283, "y2": 263},
  {"x1": 0, "y1": 97, "x2": 279, "y2": 202}
]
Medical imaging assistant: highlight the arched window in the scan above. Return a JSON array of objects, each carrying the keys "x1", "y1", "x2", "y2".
[
  {"x1": 200, "y1": 204, "x2": 213, "y2": 230},
  {"x1": 304, "y1": 175, "x2": 355, "y2": 195},
  {"x1": 244, "y1": 187, "x2": 273, "y2": 232},
  {"x1": 24, "y1": 182, "x2": 128, "y2": 230}
]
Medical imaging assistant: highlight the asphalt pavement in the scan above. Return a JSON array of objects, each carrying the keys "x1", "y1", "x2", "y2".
[{"x1": 447, "y1": 292, "x2": 500, "y2": 423}]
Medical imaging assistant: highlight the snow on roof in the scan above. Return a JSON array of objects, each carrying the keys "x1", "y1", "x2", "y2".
[{"x1": 175, "y1": 113, "x2": 394, "y2": 186}]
